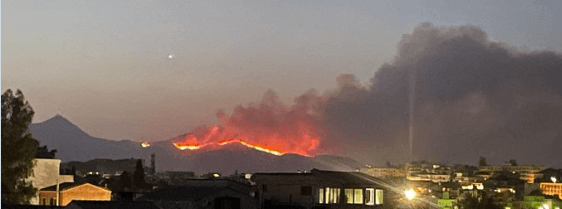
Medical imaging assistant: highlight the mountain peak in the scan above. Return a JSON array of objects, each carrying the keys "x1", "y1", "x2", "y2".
[{"x1": 33, "y1": 115, "x2": 88, "y2": 136}]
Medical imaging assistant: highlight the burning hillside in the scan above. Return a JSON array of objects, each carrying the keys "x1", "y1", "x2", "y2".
[{"x1": 172, "y1": 90, "x2": 325, "y2": 156}]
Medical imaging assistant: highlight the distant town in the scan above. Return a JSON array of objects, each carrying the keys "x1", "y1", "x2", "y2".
[{"x1": 6, "y1": 145, "x2": 561, "y2": 209}]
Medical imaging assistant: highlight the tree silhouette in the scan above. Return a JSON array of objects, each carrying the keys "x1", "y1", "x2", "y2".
[
  {"x1": 386, "y1": 161, "x2": 393, "y2": 168},
  {"x1": 1, "y1": 89, "x2": 39, "y2": 204},
  {"x1": 509, "y1": 159, "x2": 517, "y2": 166},
  {"x1": 117, "y1": 171, "x2": 132, "y2": 191},
  {"x1": 133, "y1": 160, "x2": 145, "y2": 189},
  {"x1": 479, "y1": 157, "x2": 488, "y2": 166},
  {"x1": 459, "y1": 191, "x2": 501, "y2": 209}
]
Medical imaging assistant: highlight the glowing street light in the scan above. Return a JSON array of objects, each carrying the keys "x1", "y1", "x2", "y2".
[
  {"x1": 551, "y1": 176, "x2": 557, "y2": 183},
  {"x1": 538, "y1": 203, "x2": 550, "y2": 209},
  {"x1": 405, "y1": 189, "x2": 416, "y2": 200}
]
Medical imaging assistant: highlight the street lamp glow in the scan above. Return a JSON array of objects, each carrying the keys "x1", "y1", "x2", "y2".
[
  {"x1": 539, "y1": 203, "x2": 549, "y2": 209},
  {"x1": 405, "y1": 189, "x2": 416, "y2": 200},
  {"x1": 551, "y1": 176, "x2": 557, "y2": 183}
]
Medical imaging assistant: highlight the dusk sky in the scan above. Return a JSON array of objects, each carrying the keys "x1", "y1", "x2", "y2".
[{"x1": 3, "y1": 1, "x2": 562, "y2": 165}]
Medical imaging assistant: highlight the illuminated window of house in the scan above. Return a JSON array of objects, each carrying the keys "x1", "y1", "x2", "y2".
[
  {"x1": 354, "y1": 189, "x2": 363, "y2": 204},
  {"x1": 345, "y1": 189, "x2": 354, "y2": 204},
  {"x1": 318, "y1": 188, "x2": 324, "y2": 203},
  {"x1": 321, "y1": 187, "x2": 340, "y2": 204},
  {"x1": 325, "y1": 187, "x2": 330, "y2": 204},
  {"x1": 344, "y1": 188, "x2": 364, "y2": 204},
  {"x1": 330, "y1": 188, "x2": 340, "y2": 204},
  {"x1": 365, "y1": 188, "x2": 374, "y2": 205},
  {"x1": 301, "y1": 186, "x2": 312, "y2": 196},
  {"x1": 376, "y1": 189, "x2": 384, "y2": 205},
  {"x1": 42, "y1": 198, "x2": 47, "y2": 205},
  {"x1": 50, "y1": 198, "x2": 56, "y2": 206}
]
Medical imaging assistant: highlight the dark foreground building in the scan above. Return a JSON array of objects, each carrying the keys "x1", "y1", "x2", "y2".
[
  {"x1": 137, "y1": 178, "x2": 258, "y2": 209},
  {"x1": 251, "y1": 169, "x2": 386, "y2": 209}
]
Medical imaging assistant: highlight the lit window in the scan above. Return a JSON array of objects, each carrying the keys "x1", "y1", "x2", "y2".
[
  {"x1": 345, "y1": 189, "x2": 354, "y2": 204},
  {"x1": 366, "y1": 188, "x2": 374, "y2": 205},
  {"x1": 318, "y1": 188, "x2": 324, "y2": 203},
  {"x1": 322, "y1": 187, "x2": 340, "y2": 204},
  {"x1": 376, "y1": 189, "x2": 384, "y2": 205},
  {"x1": 330, "y1": 188, "x2": 340, "y2": 204},
  {"x1": 354, "y1": 189, "x2": 363, "y2": 204},
  {"x1": 345, "y1": 188, "x2": 368, "y2": 204},
  {"x1": 325, "y1": 187, "x2": 330, "y2": 204}
]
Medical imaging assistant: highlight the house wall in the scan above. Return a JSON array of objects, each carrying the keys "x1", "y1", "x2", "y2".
[
  {"x1": 38, "y1": 191, "x2": 57, "y2": 206},
  {"x1": 27, "y1": 158, "x2": 74, "y2": 205},
  {"x1": 59, "y1": 175, "x2": 74, "y2": 183},
  {"x1": 253, "y1": 174, "x2": 383, "y2": 209},
  {"x1": 59, "y1": 184, "x2": 111, "y2": 206},
  {"x1": 200, "y1": 189, "x2": 259, "y2": 209},
  {"x1": 540, "y1": 183, "x2": 562, "y2": 199},
  {"x1": 267, "y1": 184, "x2": 316, "y2": 204},
  {"x1": 254, "y1": 174, "x2": 321, "y2": 207}
]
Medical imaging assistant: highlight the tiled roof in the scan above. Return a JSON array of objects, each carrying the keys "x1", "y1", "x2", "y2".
[{"x1": 40, "y1": 183, "x2": 110, "y2": 192}]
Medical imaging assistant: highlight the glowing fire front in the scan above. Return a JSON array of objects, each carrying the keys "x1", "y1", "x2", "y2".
[
  {"x1": 171, "y1": 125, "x2": 321, "y2": 156},
  {"x1": 171, "y1": 90, "x2": 325, "y2": 156},
  {"x1": 173, "y1": 138, "x2": 284, "y2": 155},
  {"x1": 173, "y1": 142, "x2": 203, "y2": 150}
]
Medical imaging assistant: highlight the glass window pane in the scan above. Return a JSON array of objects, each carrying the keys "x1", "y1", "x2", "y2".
[
  {"x1": 334, "y1": 188, "x2": 340, "y2": 204},
  {"x1": 325, "y1": 187, "x2": 330, "y2": 204},
  {"x1": 318, "y1": 188, "x2": 324, "y2": 204},
  {"x1": 354, "y1": 189, "x2": 363, "y2": 204},
  {"x1": 376, "y1": 189, "x2": 384, "y2": 205},
  {"x1": 366, "y1": 188, "x2": 374, "y2": 205},
  {"x1": 330, "y1": 188, "x2": 338, "y2": 203},
  {"x1": 345, "y1": 189, "x2": 354, "y2": 204}
]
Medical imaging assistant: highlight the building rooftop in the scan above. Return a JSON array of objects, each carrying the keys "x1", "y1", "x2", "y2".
[
  {"x1": 137, "y1": 186, "x2": 245, "y2": 201},
  {"x1": 252, "y1": 168, "x2": 384, "y2": 186},
  {"x1": 66, "y1": 200, "x2": 159, "y2": 209},
  {"x1": 40, "y1": 183, "x2": 110, "y2": 192}
]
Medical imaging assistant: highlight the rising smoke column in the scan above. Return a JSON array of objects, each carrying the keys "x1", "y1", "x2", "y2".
[
  {"x1": 323, "y1": 23, "x2": 562, "y2": 167},
  {"x1": 173, "y1": 23, "x2": 562, "y2": 167}
]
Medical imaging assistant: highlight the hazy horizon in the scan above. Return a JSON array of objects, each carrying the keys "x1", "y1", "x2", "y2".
[{"x1": 3, "y1": 0, "x2": 562, "y2": 166}]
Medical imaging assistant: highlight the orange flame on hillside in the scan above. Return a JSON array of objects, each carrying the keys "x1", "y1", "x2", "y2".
[
  {"x1": 219, "y1": 138, "x2": 284, "y2": 156},
  {"x1": 171, "y1": 90, "x2": 325, "y2": 156},
  {"x1": 173, "y1": 143, "x2": 202, "y2": 150},
  {"x1": 173, "y1": 138, "x2": 285, "y2": 155},
  {"x1": 140, "y1": 142, "x2": 151, "y2": 148}
]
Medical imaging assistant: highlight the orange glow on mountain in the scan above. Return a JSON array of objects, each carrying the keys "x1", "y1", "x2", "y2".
[
  {"x1": 171, "y1": 90, "x2": 326, "y2": 156},
  {"x1": 171, "y1": 125, "x2": 321, "y2": 156},
  {"x1": 140, "y1": 142, "x2": 151, "y2": 148},
  {"x1": 218, "y1": 138, "x2": 284, "y2": 156},
  {"x1": 173, "y1": 142, "x2": 201, "y2": 150},
  {"x1": 173, "y1": 135, "x2": 205, "y2": 150}
]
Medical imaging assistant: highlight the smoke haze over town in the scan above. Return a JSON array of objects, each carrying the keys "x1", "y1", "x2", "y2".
[{"x1": 3, "y1": 0, "x2": 562, "y2": 167}]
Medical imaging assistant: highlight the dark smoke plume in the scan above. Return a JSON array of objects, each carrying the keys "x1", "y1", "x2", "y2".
[
  {"x1": 323, "y1": 23, "x2": 562, "y2": 167},
  {"x1": 178, "y1": 23, "x2": 561, "y2": 167}
]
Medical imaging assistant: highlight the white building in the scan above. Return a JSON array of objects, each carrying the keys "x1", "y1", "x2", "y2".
[{"x1": 26, "y1": 158, "x2": 74, "y2": 205}]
